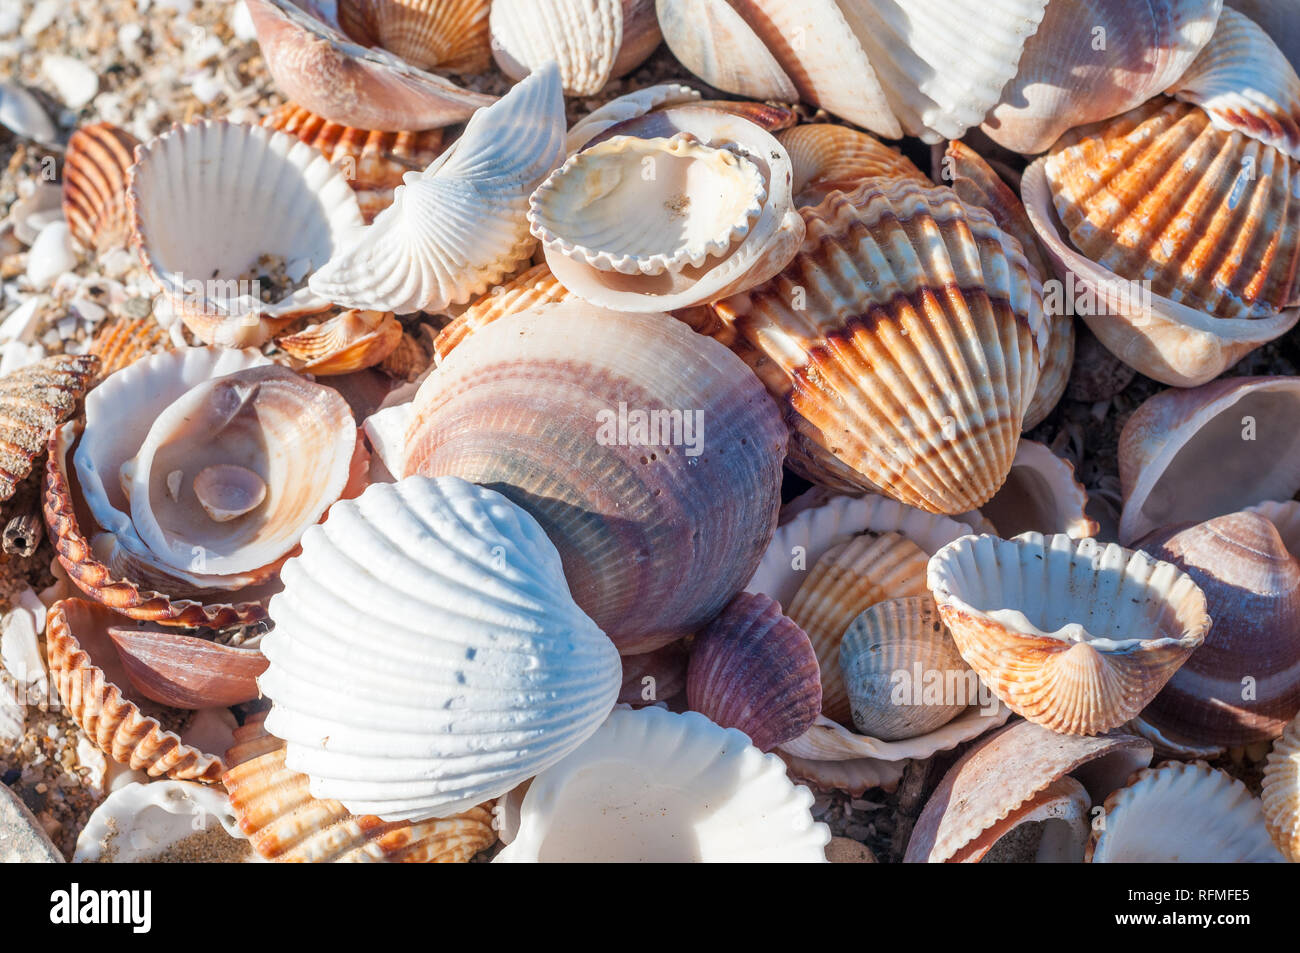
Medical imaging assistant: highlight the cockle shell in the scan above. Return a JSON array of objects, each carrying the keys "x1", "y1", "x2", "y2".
[
  {"x1": 840, "y1": 596, "x2": 973, "y2": 741},
  {"x1": 257, "y1": 476, "x2": 622, "y2": 821},
  {"x1": 106, "y1": 626, "x2": 267, "y2": 709},
  {"x1": 245, "y1": 0, "x2": 496, "y2": 130},
  {"x1": 928, "y1": 533, "x2": 1211, "y2": 735},
  {"x1": 970, "y1": 439, "x2": 1098, "y2": 540},
  {"x1": 128, "y1": 121, "x2": 367, "y2": 347},
  {"x1": 223, "y1": 714, "x2": 497, "y2": 862},
  {"x1": 619, "y1": 640, "x2": 688, "y2": 706},
  {"x1": 261, "y1": 103, "x2": 445, "y2": 222},
  {"x1": 1087, "y1": 761, "x2": 1285, "y2": 862},
  {"x1": 539, "y1": 104, "x2": 803, "y2": 312},
  {"x1": 46, "y1": 599, "x2": 229, "y2": 782},
  {"x1": 982, "y1": 0, "x2": 1222, "y2": 154},
  {"x1": 777, "y1": 124, "x2": 927, "y2": 208},
  {"x1": 685, "y1": 592, "x2": 821, "y2": 752},
  {"x1": 1138, "y1": 510, "x2": 1300, "y2": 747},
  {"x1": 1227, "y1": 0, "x2": 1300, "y2": 72},
  {"x1": 88, "y1": 317, "x2": 171, "y2": 381},
  {"x1": 1022, "y1": 98, "x2": 1300, "y2": 387},
  {"x1": 491, "y1": 0, "x2": 661, "y2": 97},
  {"x1": 73, "y1": 780, "x2": 257, "y2": 863},
  {"x1": 336, "y1": 0, "x2": 491, "y2": 73},
  {"x1": 494, "y1": 706, "x2": 830, "y2": 862},
  {"x1": 308, "y1": 65, "x2": 566, "y2": 315},
  {"x1": 1117, "y1": 376, "x2": 1300, "y2": 544},
  {"x1": 711, "y1": 178, "x2": 1048, "y2": 515},
  {"x1": 1262, "y1": 711, "x2": 1300, "y2": 861},
  {"x1": 62, "y1": 122, "x2": 141, "y2": 255},
  {"x1": 904, "y1": 720, "x2": 1152, "y2": 863},
  {"x1": 564, "y1": 83, "x2": 700, "y2": 154},
  {"x1": 0, "y1": 353, "x2": 98, "y2": 506},
  {"x1": 405, "y1": 303, "x2": 787, "y2": 654},
  {"x1": 276, "y1": 309, "x2": 402, "y2": 374},
  {"x1": 433, "y1": 262, "x2": 572, "y2": 362}
]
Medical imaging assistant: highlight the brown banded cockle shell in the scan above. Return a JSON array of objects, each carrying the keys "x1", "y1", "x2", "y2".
[
  {"x1": 62, "y1": 122, "x2": 141, "y2": 255},
  {"x1": 433, "y1": 262, "x2": 573, "y2": 363},
  {"x1": 777, "y1": 123, "x2": 927, "y2": 208},
  {"x1": 88, "y1": 316, "x2": 171, "y2": 381},
  {"x1": 336, "y1": 0, "x2": 492, "y2": 74},
  {"x1": 275, "y1": 309, "x2": 402, "y2": 375}
]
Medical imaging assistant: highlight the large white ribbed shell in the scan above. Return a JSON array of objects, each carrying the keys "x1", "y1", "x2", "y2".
[
  {"x1": 307, "y1": 65, "x2": 567, "y2": 315},
  {"x1": 258, "y1": 476, "x2": 622, "y2": 822},
  {"x1": 494, "y1": 706, "x2": 830, "y2": 862}
]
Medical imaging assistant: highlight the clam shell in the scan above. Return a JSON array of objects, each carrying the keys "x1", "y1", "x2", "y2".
[
  {"x1": 0, "y1": 353, "x2": 98, "y2": 505},
  {"x1": 494, "y1": 706, "x2": 830, "y2": 862},
  {"x1": 564, "y1": 82, "x2": 700, "y2": 154},
  {"x1": 654, "y1": 0, "x2": 798, "y2": 106},
  {"x1": 257, "y1": 476, "x2": 622, "y2": 821},
  {"x1": 223, "y1": 713, "x2": 497, "y2": 862},
  {"x1": 1262, "y1": 711, "x2": 1300, "y2": 862},
  {"x1": 840, "y1": 595, "x2": 972, "y2": 741},
  {"x1": 276, "y1": 309, "x2": 402, "y2": 374},
  {"x1": 1087, "y1": 761, "x2": 1285, "y2": 862},
  {"x1": 62, "y1": 122, "x2": 141, "y2": 255},
  {"x1": 685, "y1": 592, "x2": 821, "y2": 752},
  {"x1": 971, "y1": 439, "x2": 1098, "y2": 540},
  {"x1": 405, "y1": 303, "x2": 787, "y2": 655},
  {"x1": 337, "y1": 0, "x2": 491, "y2": 73},
  {"x1": 308, "y1": 65, "x2": 566, "y2": 315},
  {"x1": 73, "y1": 780, "x2": 256, "y2": 862},
  {"x1": 1023, "y1": 99, "x2": 1300, "y2": 387},
  {"x1": 107, "y1": 626, "x2": 268, "y2": 709},
  {"x1": 46, "y1": 598, "x2": 229, "y2": 782},
  {"x1": 618, "y1": 639, "x2": 688, "y2": 706},
  {"x1": 491, "y1": 0, "x2": 661, "y2": 97},
  {"x1": 712, "y1": 178, "x2": 1047, "y2": 515},
  {"x1": 982, "y1": 0, "x2": 1221, "y2": 154},
  {"x1": 128, "y1": 120, "x2": 367, "y2": 347},
  {"x1": 928, "y1": 533, "x2": 1211, "y2": 735},
  {"x1": 433, "y1": 262, "x2": 572, "y2": 362},
  {"x1": 1138, "y1": 510, "x2": 1300, "y2": 747},
  {"x1": 245, "y1": 0, "x2": 496, "y2": 130},
  {"x1": 1117, "y1": 376, "x2": 1300, "y2": 544},
  {"x1": 904, "y1": 720, "x2": 1152, "y2": 863},
  {"x1": 87, "y1": 317, "x2": 171, "y2": 381},
  {"x1": 777, "y1": 124, "x2": 927, "y2": 208}
]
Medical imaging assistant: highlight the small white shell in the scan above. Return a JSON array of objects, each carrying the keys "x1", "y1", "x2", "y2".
[
  {"x1": 494, "y1": 706, "x2": 830, "y2": 862},
  {"x1": 73, "y1": 781, "x2": 259, "y2": 863},
  {"x1": 308, "y1": 65, "x2": 567, "y2": 315}
]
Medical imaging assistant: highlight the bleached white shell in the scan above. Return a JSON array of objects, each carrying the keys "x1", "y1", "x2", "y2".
[
  {"x1": 307, "y1": 65, "x2": 567, "y2": 315},
  {"x1": 258, "y1": 476, "x2": 622, "y2": 822},
  {"x1": 0, "y1": 81, "x2": 56, "y2": 146},
  {"x1": 73, "y1": 781, "x2": 259, "y2": 863},
  {"x1": 128, "y1": 121, "x2": 366, "y2": 347},
  {"x1": 494, "y1": 706, "x2": 830, "y2": 862},
  {"x1": 564, "y1": 82, "x2": 700, "y2": 154}
]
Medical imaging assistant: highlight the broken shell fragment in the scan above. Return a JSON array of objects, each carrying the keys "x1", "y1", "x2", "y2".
[
  {"x1": 0, "y1": 353, "x2": 98, "y2": 507},
  {"x1": 62, "y1": 122, "x2": 141, "y2": 255},
  {"x1": 73, "y1": 780, "x2": 257, "y2": 862},
  {"x1": 276, "y1": 309, "x2": 402, "y2": 374},
  {"x1": 107, "y1": 625, "x2": 268, "y2": 709}
]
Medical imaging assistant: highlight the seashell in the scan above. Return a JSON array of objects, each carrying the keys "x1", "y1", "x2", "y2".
[
  {"x1": 494, "y1": 706, "x2": 830, "y2": 862},
  {"x1": 405, "y1": 303, "x2": 786, "y2": 654},
  {"x1": 491, "y1": 0, "x2": 661, "y2": 97},
  {"x1": 308, "y1": 65, "x2": 566, "y2": 316},
  {"x1": 981, "y1": 0, "x2": 1222, "y2": 154},
  {"x1": 777, "y1": 124, "x2": 927, "y2": 208},
  {"x1": 619, "y1": 639, "x2": 688, "y2": 706},
  {"x1": 0, "y1": 81, "x2": 56, "y2": 146},
  {"x1": 245, "y1": 0, "x2": 496, "y2": 131},
  {"x1": 1125, "y1": 713, "x2": 1227, "y2": 762},
  {"x1": 942, "y1": 139, "x2": 1071, "y2": 429},
  {"x1": 928, "y1": 533, "x2": 1211, "y2": 736},
  {"x1": 530, "y1": 133, "x2": 768, "y2": 278},
  {"x1": 1227, "y1": 1, "x2": 1300, "y2": 72},
  {"x1": 970, "y1": 439, "x2": 1098, "y2": 540},
  {"x1": 0, "y1": 782, "x2": 62, "y2": 863},
  {"x1": 539, "y1": 104, "x2": 804, "y2": 312},
  {"x1": 336, "y1": 0, "x2": 491, "y2": 73},
  {"x1": 379, "y1": 323, "x2": 436, "y2": 380},
  {"x1": 46, "y1": 599, "x2": 229, "y2": 782},
  {"x1": 276, "y1": 309, "x2": 402, "y2": 374},
  {"x1": 62, "y1": 122, "x2": 142, "y2": 255},
  {"x1": 261, "y1": 103, "x2": 445, "y2": 223},
  {"x1": 1169, "y1": 6, "x2": 1300, "y2": 160},
  {"x1": 564, "y1": 83, "x2": 701, "y2": 154},
  {"x1": 128, "y1": 120, "x2": 367, "y2": 347},
  {"x1": 778, "y1": 750, "x2": 907, "y2": 798},
  {"x1": 840, "y1": 595, "x2": 973, "y2": 741},
  {"x1": 1022, "y1": 98, "x2": 1300, "y2": 387},
  {"x1": 0, "y1": 353, "x2": 98, "y2": 506},
  {"x1": 685, "y1": 592, "x2": 821, "y2": 752},
  {"x1": 88, "y1": 317, "x2": 171, "y2": 381},
  {"x1": 257, "y1": 476, "x2": 622, "y2": 821},
  {"x1": 223, "y1": 713, "x2": 497, "y2": 862},
  {"x1": 1138, "y1": 509, "x2": 1300, "y2": 747},
  {"x1": 1117, "y1": 376, "x2": 1300, "y2": 544},
  {"x1": 691, "y1": 100, "x2": 798, "y2": 134},
  {"x1": 433, "y1": 262, "x2": 572, "y2": 362},
  {"x1": 785, "y1": 530, "x2": 931, "y2": 725},
  {"x1": 73, "y1": 780, "x2": 258, "y2": 862},
  {"x1": 904, "y1": 719, "x2": 1152, "y2": 863},
  {"x1": 106, "y1": 626, "x2": 268, "y2": 709},
  {"x1": 1262, "y1": 711, "x2": 1300, "y2": 861},
  {"x1": 710, "y1": 177, "x2": 1047, "y2": 515},
  {"x1": 1087, "y1": 761, "x2": 1285, "y2": 862}
]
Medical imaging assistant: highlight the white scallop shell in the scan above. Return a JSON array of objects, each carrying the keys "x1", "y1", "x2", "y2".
[
  {"x1": 128, "y1": 121, "x2": 365, "y2": 347},
  {"x1": 258, "y1": 476, "x2": 623, "y2": 822},
  {"x1": 73, "y1": 781, "x2": 260, "y2": 863},
  {"x1": 494, "y1": 706, "x2": 830, "y2": 862},
  {"x1": 307, "y1": 65, "x2": 567, "y2": 315}
]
